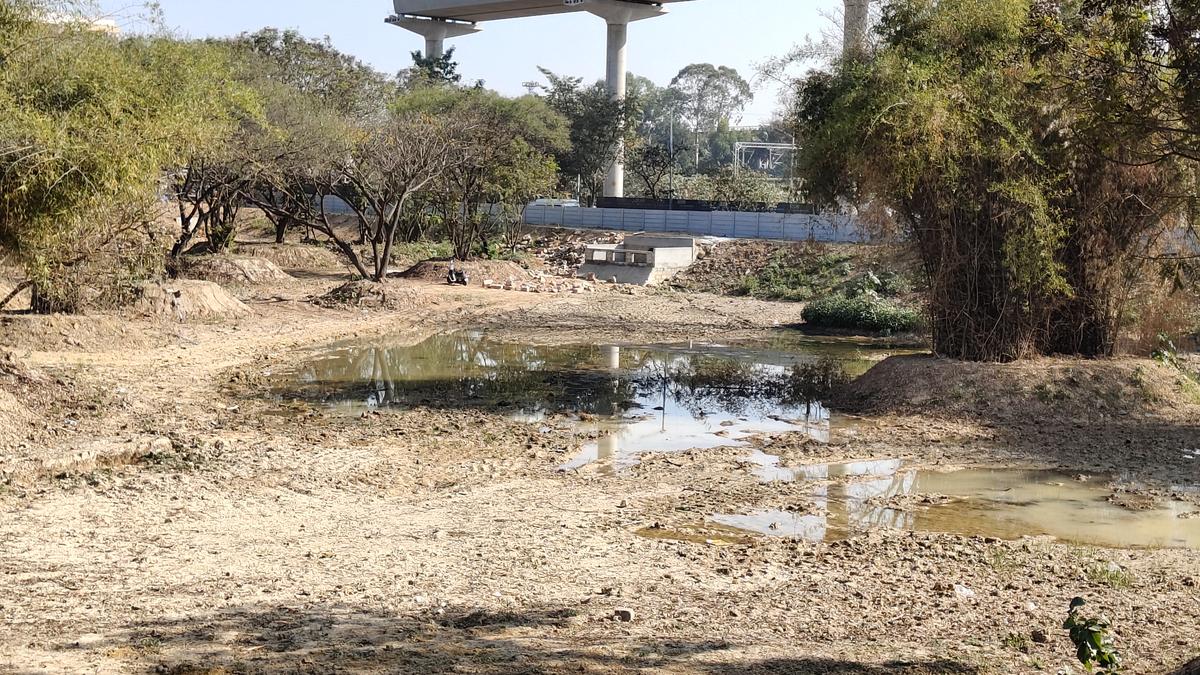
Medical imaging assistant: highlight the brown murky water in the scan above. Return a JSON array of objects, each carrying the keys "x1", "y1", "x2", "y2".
[{"x1": 715, "y1": 458, "x2": 1200, "y2": 549}]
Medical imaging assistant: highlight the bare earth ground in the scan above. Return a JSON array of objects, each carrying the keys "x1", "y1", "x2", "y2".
[{"x1": 1, "y1": 242, "x2": 1198, "y2": 675}]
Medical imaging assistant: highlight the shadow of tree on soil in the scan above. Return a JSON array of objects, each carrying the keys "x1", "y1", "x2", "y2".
[{"x1": 65, "y1": 602, "x2": 982, "y2": 675}]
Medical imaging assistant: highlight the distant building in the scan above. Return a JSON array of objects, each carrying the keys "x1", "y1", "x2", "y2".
[{"x1": 41, "y1": 12, "x2": 121, "y2": 36}]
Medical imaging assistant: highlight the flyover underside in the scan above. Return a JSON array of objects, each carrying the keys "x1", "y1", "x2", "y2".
[{"x1": 392, "y1": 0, "x2": 688, "y2": 22}]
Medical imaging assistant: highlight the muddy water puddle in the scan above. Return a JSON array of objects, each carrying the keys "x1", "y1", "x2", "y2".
[
  {"x1": 711, "y1": 461, "x2": 1200, "y2": 549},
  {"x1": 273, "y1": 330, "x2": 906, "y2": 465}
]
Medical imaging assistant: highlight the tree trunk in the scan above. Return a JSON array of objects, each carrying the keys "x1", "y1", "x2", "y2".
[
  {"x1": 0, "y1": 281, "x2": 31, "y2": 310},
  {"x1": 913, "y1": 199, "x2": 1044, "y2": 362},
  {"x1": 274, "y1": 215, "x2": 290, "y2": 244},
  {"x1": 333, "y1": 238, "x2": 371, "y2": 280},
  {"x1": 28, "y1": 283, "x2": 71, "y2": 315}
]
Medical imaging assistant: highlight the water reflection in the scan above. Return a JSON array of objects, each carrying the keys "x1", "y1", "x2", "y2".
[
  {"x1": 274, "y1": 331, "x2": 899, "y2": 463},
  {"x1": 718, "y1": 460, "x2": 1200, "y2": 549}
]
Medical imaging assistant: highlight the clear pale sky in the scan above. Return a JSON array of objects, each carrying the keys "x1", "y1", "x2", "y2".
[{"x1": 96, "y1": 1, "x2": 845, "y2": 125}]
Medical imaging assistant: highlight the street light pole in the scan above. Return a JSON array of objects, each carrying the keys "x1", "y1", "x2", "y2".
[{"x1": 668, "y1": 110, "x2": 675, "y2": 210}]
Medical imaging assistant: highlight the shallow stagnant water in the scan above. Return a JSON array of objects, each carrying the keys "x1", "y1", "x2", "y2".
[
  {"x1": 713, "y1": 459, "x2": 1200, "y2": 549},
  {"x1": 273, "y1": 330, "x2": 905, "y2": 464},
  {"x1": 273, "y1": 331, "x2": 1199, "y2": 549}
]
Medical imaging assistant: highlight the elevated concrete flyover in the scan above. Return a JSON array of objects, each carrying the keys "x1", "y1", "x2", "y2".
[{"x1": 389, "y1": 1, "x2": 694, "y2": 200}]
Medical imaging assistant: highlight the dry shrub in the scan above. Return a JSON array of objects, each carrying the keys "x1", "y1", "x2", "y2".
[
  {"x1": 27, "y1": 201, "x2": 177, "y2": 313},
  {"x1": 1118, "y1": 282, "x2": 1199, "y2": 356},
  {"x1": 314, "y1": 281, "x2": 429, "y2": 312}
]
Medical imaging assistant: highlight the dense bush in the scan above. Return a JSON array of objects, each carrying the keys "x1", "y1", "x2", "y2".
[
  {"x1": 793, "y1": 0, "x2": 1200, "y2": 360},
  {"x1": 802, "y1": 292, "x2": 924, "y2": 334},
  {"x1": 737, "y1": 249, "x2": 917, "y2": 304}
]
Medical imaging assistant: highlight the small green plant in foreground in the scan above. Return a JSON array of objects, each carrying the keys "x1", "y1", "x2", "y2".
[
  {"x1": 1002, "y1": 632, "x2": 1031, "y2": 654},
  {"x1": 1085, "y1": 560, "x2": 1134, "y2": 589},
  {"x1": 801, "y1": 292, "x2": 924, "y2": 334},
  {"x1": 1063, "y1": 598, "x2": 1121, "y2": 673}
]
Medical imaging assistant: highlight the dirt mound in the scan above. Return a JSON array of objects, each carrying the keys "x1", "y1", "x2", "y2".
[
  {"x1": 0, "y1": 387, "x2": 29, "y2": 429},
  {"x1": 670, "y1": 240, "x2": 788, "y2": 295},
  {"x1": 313, "y1": 281, "x2": 429, "y2": 312},
  {"x1": 0, "y1": 314, "x2": 160, "y2": 352},
  {"x1": 835, "y1": 354, "x2": 1200, "y2": 419},
  {"x1": 240, "y1": 243, "x2": 345, "y2": 271},
  {"x1": 133, "y1": 281, "x2": 250, "y2": 322},
  {"x1": 398, "y1": 259, "x2": 531, "y2": 285},
  {"x1": 180, "y1": 255, "x2": 293, "y2": 285},
  {"x1": 0, "y1": 352, "x2": 37, "y2": 433}
]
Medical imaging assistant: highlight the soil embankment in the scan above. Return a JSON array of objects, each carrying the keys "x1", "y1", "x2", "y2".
[{"x1": 1, "y1": 235, "x2": 1197, "y2": 674}]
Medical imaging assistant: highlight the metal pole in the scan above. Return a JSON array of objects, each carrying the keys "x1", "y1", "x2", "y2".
[{"x1": 668, "y1": 111, "x2": 675, "y2": 210}]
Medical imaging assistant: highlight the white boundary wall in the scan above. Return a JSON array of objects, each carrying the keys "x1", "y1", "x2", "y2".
[{"x1": 523, "y1": 206, "x2": 869, "y2": 243}]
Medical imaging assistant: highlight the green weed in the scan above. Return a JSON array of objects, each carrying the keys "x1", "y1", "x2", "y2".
[
  {"x1": 1086, "y1": 561, "x2": 1134, "y2": 589},
  {"x1": 802, "y1": 292, "x2": 924, "y2": 334},
  {"x1": 1003, "y1": 632, "x2": 1032, "y2": 654}
]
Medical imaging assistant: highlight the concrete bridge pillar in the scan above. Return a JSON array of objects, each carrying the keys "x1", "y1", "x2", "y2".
[
  {"x1": 580, "y1": 0, "x2": 668, "y2": 199},
  {"x1": 843, "y1": 0, "x2": 870, "y2": 57},
  {"x1": 387, "y1": 15, "x2": 480, "y2": 60}
]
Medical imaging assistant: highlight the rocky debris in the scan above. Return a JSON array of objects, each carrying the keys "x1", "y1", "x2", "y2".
[
  {"x1": 398, "y1": 259, "x2": 530, "y2": 284},
  {"x1": 669, "y1": 239, "x2": 790, "y2": 295},
  {"x1": 1107, "y1": 491, "x2": 1162, "y2": 511},
  {"x1": 865, "y1": 492, "x2": 955, "y2": 511},
  {"x1": 521, "y1": 230, "x2": 621, "y2": 275},
  {"x1": 134, "y1": 281, "x2": 250, "y2": 322},
  {"x1": 612, "y1": 607, "x2": 635, "y2": 623},
  {"x1": 482, "y1": 271, "x2": 598, "y2": 295},
  {"x1": 313, "y1": 281, "x2": 428, "y2": 312},
  {"x1": 932, "y1": 581, "x2": 976, "y2": 599}
]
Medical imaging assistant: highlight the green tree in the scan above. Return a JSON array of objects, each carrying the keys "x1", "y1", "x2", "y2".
[
  {"x1": 494, "y1": 142, "x2": 558, "y2": 252},
  {"x1": 406, "y1": 47, "x2": 463, "y2": 86},
  {"x1": 677, "y1": 168, "x2": 784, "y2": 210},
  {"x1": 227, "y1": 28, "x2": 396, "y2": 247},
  {"x1": 793, "y1": 0, "x2": 1197, "y2": 360},
  {"x1": 531, "y1": 68, "x2": 633, "y2": 206},
  {"x1": 231, "y1": 28, "x2": 394, "y2": 122},
  {"x1": 164, "y1": 41, "x2": 262, "y2": 259},
  {"x1": 0, "y1": 5, "x2": 243, "y2": 312},
  {"x1": 670, "y1": 64, "x2": 753, "y2": 169},
  {"x1": 627, "y1": 140, "x2": 686, "y2": 199},
  {"x1": 394, "y1": 86, "x2": 567, "y2": 259}
]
